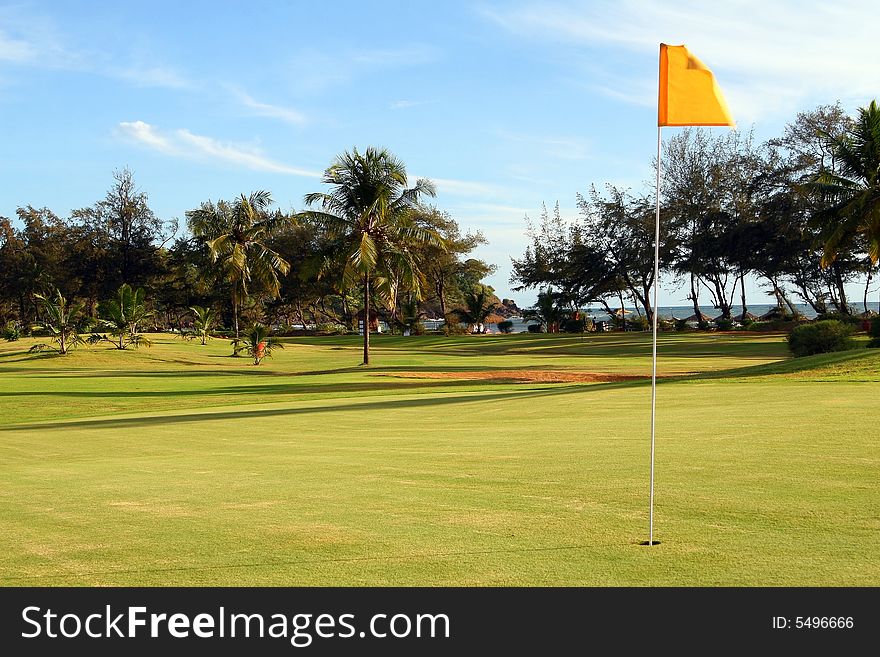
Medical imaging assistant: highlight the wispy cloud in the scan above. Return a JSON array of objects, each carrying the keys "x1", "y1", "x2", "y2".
[
  {"x1": 0, "y1": 29, "x2": 36, "y2": 62},
  {"x1": 0, "y1": 6, "x2": 191, "y2": 89},
  {"x1": 424, "y1": 176, "x2": 505, "y2": 199},
  {"x1": 483, "y1": 0, "x2": 880, "y2": 121},
  {"x1": 389, "y1": 99, "x2": 425, "y2": 110},
  {"x1": 111, "y1": 65, "x2": 192, "y2": 89},
  {"x1": 230, "y1": 87, "x2": 307, "y2": 125},
  {"x1": 498, "y1": 130, "x2": 591, "y2": 160},
  {"x1": 116, "y1": 121, "x2": 320, "y2": 177}
]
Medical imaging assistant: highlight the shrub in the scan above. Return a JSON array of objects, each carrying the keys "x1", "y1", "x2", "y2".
[
  {"x1": 626, "y1": 315, "x2": 650, "y2": 331},
  {"x1": 315, "y1": 322, "x2": 348, "y2": 335},
  {"x1": 527, "y1": 324, "x2": 543, "y2": 333},
  {"x1": 497, "y1": 320, "x2": 514, "y2": 334},
  {"x1": 3, "y1": 322, "x2": 21, "y2": 341},
  {"x1": 715, "y1": 318, "x2": 734, "y2": 331},
  {"x1": 787, "y1": 320, "x2": 854, "y2": 357},
  {"x1": 443, "y1": 314, "x2": 468, "y2": 335},
  {"x1": 869, "y1": 316, "x2": 880, "y2": 339},
  {"x1": 562, "y1": 317, "x2": 587, "y2": 333}
]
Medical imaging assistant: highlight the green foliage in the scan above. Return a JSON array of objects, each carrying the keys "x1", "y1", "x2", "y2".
[
  {"x1": 241, "y1": 323, "x2": 283, "y2": 365},
  {"x1": 562, "y1": 317, "x2": 587, "y2": 333},
  {"x1": 3, "y1": 322, "x2": 21, "y2": 341},
  {"x1": 442, "y1": 314, "x2": 468, "y2": 335},
  {"x1": 455, "y1": 285, "x2": 497, "y2": 332},
  {"x1": 187, "y1": 191, "x2": 292, "y2": 339},
  {"x1": 497, "y1": 320, "x2": 514, "y2": 334},
  {"x1": 625, "y1": 315, "x2": 650, "y2": 331},
  {"x1": 29, "y1": 289, "x2": 87, "y2": 355},
  {"x1": 315, "y1": 322, "x2": 348, "y2": 335},
  {"x1": 787, "y1": 320, "x2": 855, "y2": 357},
  {"x1": 869, "y1": 316, "x2": 880, "y2": 338},
  {"x1": 98, "y1": 284, "x2": 153, "y2": 349},
  {"x1": 527, "y1": 324, "x2": 543, "y2": 333},
  {"x1": 715, "y1": 318, "x2": 735, "y2": 331},
  {"x1": 301, "y1": 147, "x2": 441, "y2": 363},
  {"x1": 190, "y1": 305, "x2": 218, "y2": 345}
]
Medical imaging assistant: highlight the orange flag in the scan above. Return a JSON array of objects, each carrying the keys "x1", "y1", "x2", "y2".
[{"x1": 658, "y1": 43, "x2": 734, "y2": 127}]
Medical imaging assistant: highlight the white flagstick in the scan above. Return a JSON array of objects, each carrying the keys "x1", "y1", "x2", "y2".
[{"x1": 649, "y1": 125, "x2": 662, "y2": 546}]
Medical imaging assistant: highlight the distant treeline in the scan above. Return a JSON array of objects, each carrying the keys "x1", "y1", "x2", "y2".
[
  {"x1": 0, "y1": 150, "x2": 498, "y2": 338},
  {"x1": 511, "y1": 101, "x2": 880, "y2": 327}
]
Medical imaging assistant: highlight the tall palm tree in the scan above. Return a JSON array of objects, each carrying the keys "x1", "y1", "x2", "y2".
[
  {"x1": 186, "y1": 191, "x2": 291, "y2": 339},
  {"x1": 301, "y1": 147, "x2": 439, "y2": 364},
  {"x1": 810, "y1": 100, "x2": 880, "y2": 266}
]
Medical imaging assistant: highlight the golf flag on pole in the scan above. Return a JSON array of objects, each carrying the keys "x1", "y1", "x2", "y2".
[
  {"x1": 648, "y1": 43, "x2": 734, "y2": 546},
  {"x1": 658, "y1": 44, "x2": 735, "y2": 127}
]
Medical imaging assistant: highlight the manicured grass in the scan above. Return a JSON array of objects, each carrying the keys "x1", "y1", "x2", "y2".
[{"x1": 0, "y1": 332, "x2": 877, "y2": 585}]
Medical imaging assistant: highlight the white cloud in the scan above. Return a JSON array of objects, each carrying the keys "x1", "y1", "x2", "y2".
[
  {"x1": 483, "y1": 0, "x2": 880, "y2": 121},
  {"x1": 231, "y1": 88, "x2": 307, "y2": 125},
  {"x1": 116, "y1": 121, "x2": 320, "y2": 177}
]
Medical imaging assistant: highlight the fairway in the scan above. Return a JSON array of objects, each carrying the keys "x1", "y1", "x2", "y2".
[{"x1": 1, "y1": 332, "x2": 877, "y2": 586}]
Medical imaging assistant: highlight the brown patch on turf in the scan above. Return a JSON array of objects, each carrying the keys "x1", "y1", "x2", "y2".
[{"x1": 377, "y1": 370, "x2": 648, "y2": 384}]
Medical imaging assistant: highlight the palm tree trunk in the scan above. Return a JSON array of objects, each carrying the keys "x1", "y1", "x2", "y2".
[
  {"x1": 739, "y1": 269, "x2": 747, "y2": 320},
  {"x1": 233, "y1": 290, "x2": 240, "y2": 341},
  {"x1": 363, "y1": 274, "x2": 370, "y2": 365}
]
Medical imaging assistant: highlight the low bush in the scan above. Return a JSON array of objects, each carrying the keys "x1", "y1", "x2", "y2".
[
  {"x1": 787, "y1": 320, "x2": 854, "y2": 357},
  {"x1": 527, "y1": 324, "x2": 543, "y2": 333},
  {"x1": 562, "y1": 318, "x2": 586, "y2": 333},
  {"x1": 715, "y1": 318, "x2": 735, "y2": 331},
  {"x1": 497, "y1": 320, "x2": 514, "y2": 334},
  {"x1": 625, "y1": 316, "x2": 650, "y2": 331},
  {"x1": 869, "y1": 316, "x2": 880, "y2": 339},
  {"x1": 3, "y1": 322, "x2": 21, "y2": 341}
]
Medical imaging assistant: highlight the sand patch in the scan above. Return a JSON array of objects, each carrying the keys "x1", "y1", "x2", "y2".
[{"x1": 379, "y1": 370, "x2": 648, "y2": 384}]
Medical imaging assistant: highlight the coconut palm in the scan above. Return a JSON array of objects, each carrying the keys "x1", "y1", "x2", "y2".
[
  {"x1": 189, "y1": 305, "x2": 218, "y2": 345},
  {"x1": 301, "y1": 147, "x2": 439, "y2": 364},
  {"x1": 240, "y1": 323, "x2": 282, "y2": 365},
  {"x1": 186, "y1": 191, "x2": 291, "y2": 340},
  {"x1": 99, "y1": 283, "x2": 153, "y2": 349},
  {"x1": 456, "y1": 285, "x2": 498, "y2": 333},
  {"x1": 810, "y1": 100, "x2": 880, "y2": 265},
  {"x1": 29, "y1": 289, "x2": 86, "y2": 355}
]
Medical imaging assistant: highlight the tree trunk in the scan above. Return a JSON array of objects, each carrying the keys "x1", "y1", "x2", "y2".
[
  {"x1": 362, "y1": 274, "x2": 370, "y2": 365},
  {"x1": 864, "y1": 266, "x2": 873, "y2": 314},
  {"x1": 739, "y1": 269, "x2": 747, "y2": 320},
  {"x1": 832, "y1": 262, "x2": 850, "y2": 314},
  {"x1": 233, "y1": 291, "x2": 240, "y2": 340},
  {"x1": 689, "y1": 273, "x2": 703, "y2": 328}
]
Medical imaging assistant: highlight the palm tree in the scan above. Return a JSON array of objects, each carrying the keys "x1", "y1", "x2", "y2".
[
  {"x1": 456, "y1": 286, "x2": 497, "y2": 333},
  {"x1": 240, "y1": 323, "x2": 283, "y2": 365},
  {"x1": 810, "y1": 100, "x2": 880, "y2": 266},
  {"x1": 301, "y1": 147, "x2": 440, "y2": 364},
  {"x1": 189, "y1": 305, "x2": 218, "y2": 345},
  {"x1": 186, "y1": 191, "x2": 291, "y2": 340},
  {"x1": 29, "y1": 289, "x2": 86, "y2": 355},
  {"x1": 99, "y1": 283, "x2": 152, "y2": 349}
]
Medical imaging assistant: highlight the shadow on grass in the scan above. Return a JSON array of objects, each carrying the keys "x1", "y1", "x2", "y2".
[{"x1": 2, "y1": 386, "x2": 609, "y2": 432}]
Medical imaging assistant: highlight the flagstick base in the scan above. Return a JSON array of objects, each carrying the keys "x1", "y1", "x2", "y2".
[{"x1": 639, "y1": 540, "x2": 662, "y2": 546}]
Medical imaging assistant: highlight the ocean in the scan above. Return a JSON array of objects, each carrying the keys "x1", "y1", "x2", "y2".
[{"x1": 424, "y1": 302, "x2": 880, "y2": 334}]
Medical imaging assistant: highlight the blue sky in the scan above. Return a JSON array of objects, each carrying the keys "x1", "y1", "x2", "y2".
[{"x1": 1, "y1": 1, "x2": 878, "y2": 307}]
